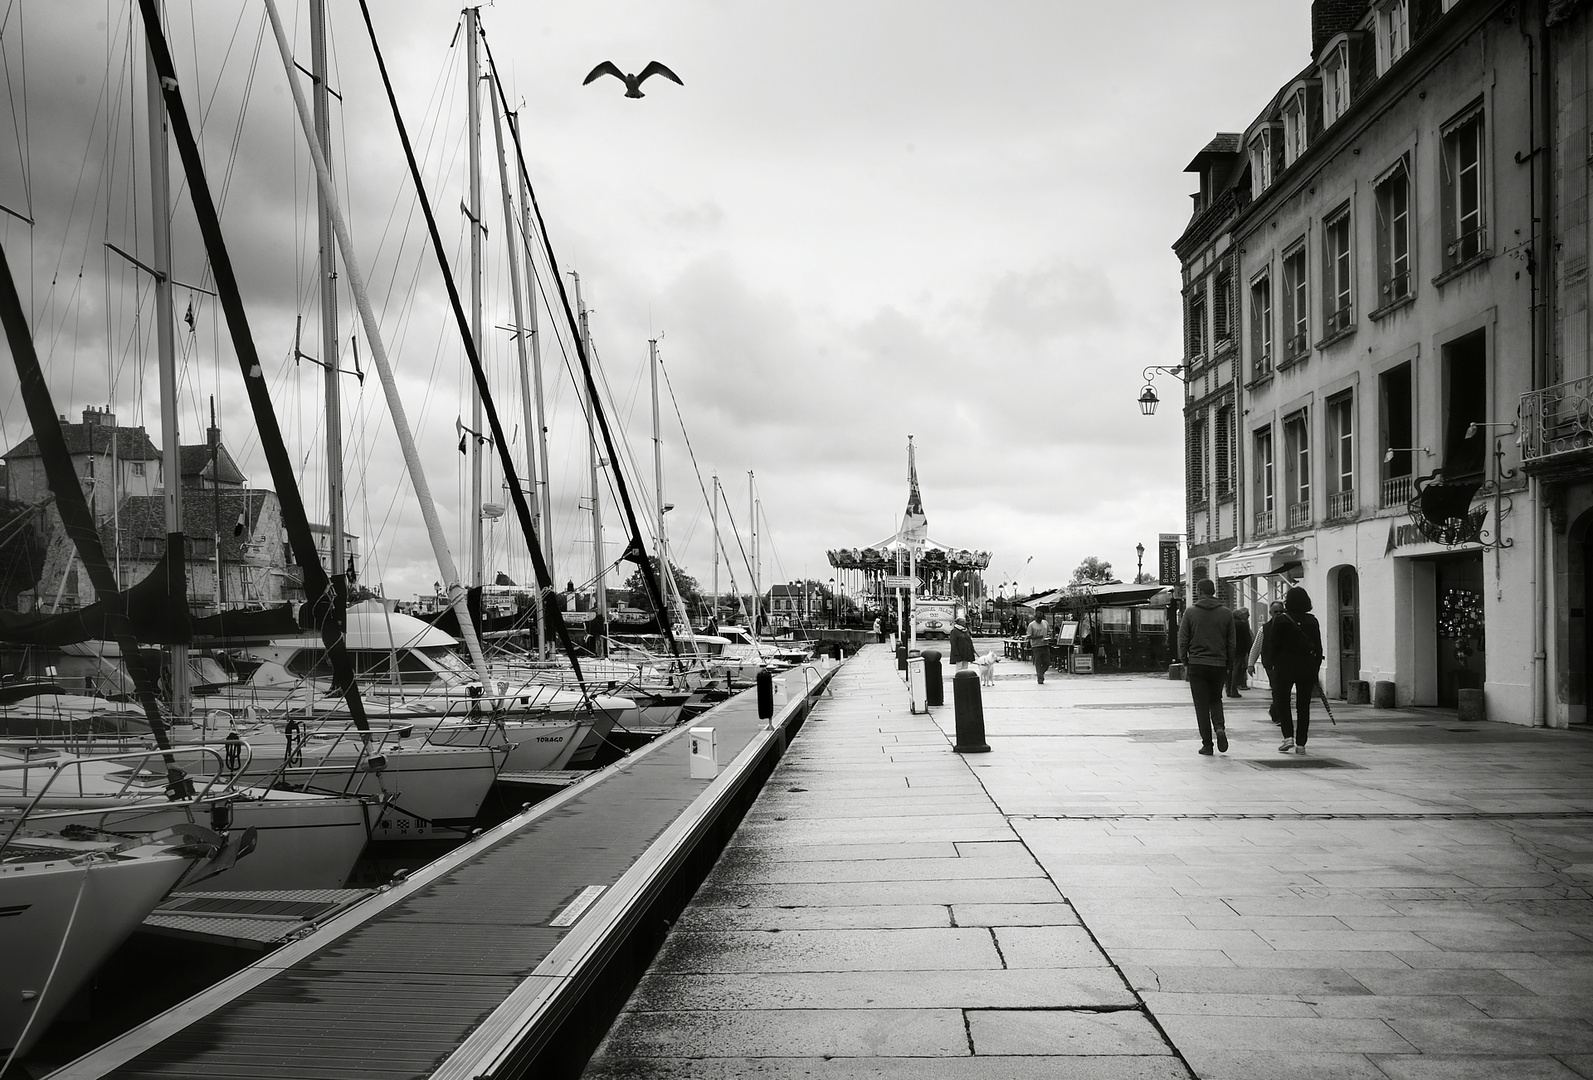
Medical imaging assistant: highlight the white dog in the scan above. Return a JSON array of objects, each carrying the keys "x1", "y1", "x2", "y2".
[{"x1": 974, "y1": 651, "x2": 1000, "y2": 686}]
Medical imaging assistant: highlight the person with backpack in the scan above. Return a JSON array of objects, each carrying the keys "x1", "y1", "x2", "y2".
[{"x1": 1263, "y1": 585, "x2": 1325, "y2": 753}]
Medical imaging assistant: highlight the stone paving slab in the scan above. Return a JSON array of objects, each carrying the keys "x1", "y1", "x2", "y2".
[{"x1": 584, "y1": 643, "x2": 1593, "y2": 1078}]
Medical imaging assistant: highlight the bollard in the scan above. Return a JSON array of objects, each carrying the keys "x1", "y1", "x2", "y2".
[
  {"x1": 756, "y1": 669, "x2": 775, "y2": 724},
  {"x1": 1346, "y1": 679, "x2": 1371, "y2": 705},
  {"x1": 922, "y1": 650, "x2": 944, "y2": 708},
  {"x1": 896, "y1": 644, "x2": 908, "y2": 673},
  {"x1": 1373, "y1": 680, "x2": 1396, "y2": 709},
  {"x1": 952, "y1": 670, "x2": 990, "y2": 753}
]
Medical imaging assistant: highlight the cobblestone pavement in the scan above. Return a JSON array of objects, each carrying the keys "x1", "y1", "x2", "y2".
[{"x1": 585, "y1": 643, "x2": 1593, "y2": 1079}]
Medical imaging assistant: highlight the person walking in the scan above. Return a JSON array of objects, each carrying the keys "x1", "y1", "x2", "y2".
[
  {"x1": 949, "y1": 618, "x2": 975, "y2": 672},
  {"x1": 1247, "y1": 599, "x2": 1286, "y2": 723},
  {"x1": 1227, "y1": 608, "x2": 1254, "y2": 698},
  {"x1": 1178, "y1": 578, "x2": 1235, "y2": 755},
  {"x1": 1263, "y1": 585, "x2": 1324, "y2": 753},
  {"x1": 1027, "y1": 610, "x2": 1052, "y2": 684}
]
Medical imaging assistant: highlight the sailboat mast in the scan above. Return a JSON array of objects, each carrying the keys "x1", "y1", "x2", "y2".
[
  {"x1": 146, "y1": 32, "x2": 187, "y2": 723},
  {"x1": 650, "y1": 338, "x2": 671, "y2": 625},
  {"x1": 571, "y1": 273, "x2": 607, "y2": 653},
  {"x1": 711, "y1": 472, "x2": 719, "y2": 623},
  {"x1": 487, "y1": 83, "x2": 543, "y2": 656},
  {"x1": 748, "y1": 471, "x2": 757, "y2": 634},
  {"x1": 311, "y1": 0, "x2": 344, "y2": 586},
  {"x1": 511, "y1": 111, "x2": 555, "y2": 632},
  {"x1": 466, "y1": 5, "x2": 485, "y2": 589}
]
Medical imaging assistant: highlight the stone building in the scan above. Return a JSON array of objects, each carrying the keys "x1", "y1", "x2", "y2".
[{"x1": 1177, "y1": 0, "x2": 1555, "y2": 723}]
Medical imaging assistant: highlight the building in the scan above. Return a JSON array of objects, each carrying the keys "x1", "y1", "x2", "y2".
[{"x1": 1177, "y1": 0, "x2": 1556, "y2": 723}]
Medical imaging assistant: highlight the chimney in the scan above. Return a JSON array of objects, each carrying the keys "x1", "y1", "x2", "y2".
[
  {"x1": 81, "y1": 405, "x2": 117, "y2": 427},
  {"x1": 1311, "y1": 0, "x2": 1371, "y2": 56}
]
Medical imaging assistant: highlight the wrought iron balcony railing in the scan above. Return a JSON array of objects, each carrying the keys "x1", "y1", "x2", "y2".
[{"x1": 1521, "y1": 375, "x2": 1593, "y2": 465}]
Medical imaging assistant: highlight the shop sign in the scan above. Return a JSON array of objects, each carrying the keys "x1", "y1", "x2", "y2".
[
  {"x1": 1158, "y1": 533, "x2": 1181, "y2": 584},
  {"x1": 1384, "y1": 519, "x2": 1429, "y2": 555}
]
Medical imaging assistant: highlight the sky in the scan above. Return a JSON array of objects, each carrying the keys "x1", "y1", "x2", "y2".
[{"x1": 0, "y1": 0, "x2": 1313, "y2": 606}]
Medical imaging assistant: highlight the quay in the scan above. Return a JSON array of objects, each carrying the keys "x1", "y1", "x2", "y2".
[
  {"x1": 588, "y1": 643, "x2": 1593, "y2": 1080},
  {"x1": 40, "y1": 663, "x2": 836, "y2": 1080}
]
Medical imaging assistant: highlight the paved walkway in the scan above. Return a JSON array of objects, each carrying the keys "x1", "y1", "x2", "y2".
[{"x1": 585, "y1": 643, "x2": 1593, "y2": 1079}]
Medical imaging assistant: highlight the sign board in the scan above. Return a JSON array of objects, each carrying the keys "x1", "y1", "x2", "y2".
[
  {"x1": 561, "y1": 611, "x2": 596, "y2": 624},
  {"x1": 881, "y1": 575, "x2": 916, "y2": 589},
  {"x1": 1057, "y1": 622, "x2": 1079, "y2": 643},
  {"x1": 1072, "y1": 654, "x2": 1094, "y2": 674},
  {"x1": 1158, "y1": 533, "x2": 1181, "y2": 585}
]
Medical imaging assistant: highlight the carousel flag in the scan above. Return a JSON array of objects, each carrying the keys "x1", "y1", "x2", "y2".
[{"x1": 899, "y1": 434, "x2": 928, "y2": 543}]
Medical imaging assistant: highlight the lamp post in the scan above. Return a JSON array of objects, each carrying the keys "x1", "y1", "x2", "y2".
[
  {"x1": 828, "y1": 577, "x2": 836, "y2": 629},
  {"x1": 1136, "y1": 542, "x2": 1144, "y2": 584}
]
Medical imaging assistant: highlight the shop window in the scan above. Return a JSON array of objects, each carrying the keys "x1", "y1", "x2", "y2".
[
  {"x1": 1441, "y1": 103, "x2": 1487, "y2": 269},
  {"x1": 1281, "y1": 244, "x2": 1308, "y2": 364},
  {"x1": 1284, "y1": 411, "x2": 1311, "y2": 528},
  {"x1": 1321, "y1": 205, "x2": 1353, "y2": 336},
  {"x1": 1326, "y1": 391, "x2": 1355, "y2": 518},
  {"x1": 1379, "y1": 362, "x2": 1414, "y2": 506},
  {"x1": 1254, "y1": 427, "x2": 1276, "y2": 534},
  {"x1": 1250, "y1": 273, "x2": 1273, "y2": 378},
  {"x1": 1442, "y1": 330, "x2": 1488, "y2": 480}
]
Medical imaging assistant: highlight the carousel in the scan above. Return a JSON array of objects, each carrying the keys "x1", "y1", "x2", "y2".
[{"x1": 826, "y1": 436, "x2": 992, "y2": 629}]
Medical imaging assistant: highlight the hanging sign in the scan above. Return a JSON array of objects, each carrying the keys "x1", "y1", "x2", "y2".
[
  {"x1": 882, "y1": 575, "x2": 916, "y2": 589},
  {"x1": 1158, "y1": 534, "x2": 1181, "y2": 585}
]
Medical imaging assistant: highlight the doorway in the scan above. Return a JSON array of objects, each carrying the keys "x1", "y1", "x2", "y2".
[
  {"x1": 1336, "y1": 566, "x2": 1360, "y2": 698},
  {"x1": 1434, "y1": 552, "x2": 1485, "y2": 708}
]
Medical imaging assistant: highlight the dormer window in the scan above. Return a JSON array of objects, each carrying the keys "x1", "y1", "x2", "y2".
[
  {"x1": 1283, "y1": 88, "x2": 1309, "y2": 166},
  {"x1": 1249, "y1": 126, "x2": 1278, "y2": 198},
  {"x1": 1375, "y1": 0, "x2": 1410, "y2": 75},
  {"x1": 1320, "y1": 38, "x2": 1353, "y2": 127}
]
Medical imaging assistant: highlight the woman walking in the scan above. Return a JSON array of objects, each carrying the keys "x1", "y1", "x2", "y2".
[{"x1": 1263, "y1": 586, "x2": 1324, "y2": 753}]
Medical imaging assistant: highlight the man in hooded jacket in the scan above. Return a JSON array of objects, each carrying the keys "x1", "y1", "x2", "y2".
[{"x1": 1177, "y1": 577, "x2": 1235, "y2": 755}]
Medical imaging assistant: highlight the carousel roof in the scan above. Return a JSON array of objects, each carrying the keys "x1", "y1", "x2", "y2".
[{"x1": 826, "y1": 437, "x2": 991, "y2": 571}]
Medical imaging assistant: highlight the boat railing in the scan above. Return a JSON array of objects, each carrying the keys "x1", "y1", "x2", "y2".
[{"x1": 0, "y1": 743, "x2": 238, "y2": 858}]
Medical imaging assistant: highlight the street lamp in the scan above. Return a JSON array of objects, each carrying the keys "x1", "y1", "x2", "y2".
[
  {"x1": 1138, "y1": 364, "x2": 1186, "y2": 417},
  {"x1": 1136, "y1": 542, "x2": 1144, "y2": 583},
  {"x1": 828, "y1": 577, "x2": 837, "y2": 629}
]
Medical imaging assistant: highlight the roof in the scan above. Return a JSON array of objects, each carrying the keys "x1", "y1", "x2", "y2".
[
  {"x1": 3, "y1": 422, "x2": 160, "y2": 462},
  {"x1": 179, "y1": 440, "x2": 247, "y2": 486},
  {"x1": 106, "y1": 490, "x2": 274, "y2": 564},
  {"x1": 1184, "y1": 133, "x2": 1243, "y2": 171}
]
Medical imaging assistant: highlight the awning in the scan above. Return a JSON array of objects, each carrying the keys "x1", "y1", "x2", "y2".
[{"x1": 1213, "y1": 543, "x2": 1303, "y2": 579}]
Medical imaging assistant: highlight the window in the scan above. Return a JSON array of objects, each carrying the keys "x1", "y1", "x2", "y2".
[
  {"x1": 130, "y1": 461, "x2": 145, "y2": 477},
  {"x1": 1443, "y1": 331, "x2": 1488, "y2": 479},
  {"x1": 1281, "y1": 244, "x2": 1308, "y2": 363},
  {"x1": 138, "y1": 537, "x2": 163, "y2": 557},
  {"x1": 1249, "y1": 126, "x2": 1277, "y2": 198},
  {"x1": 1189, "y1": 416, "x2": 1208, "y2": 507},
  {"x1": 190, "y1": 536, "x2": 216, "y2": 558},
  {"x1": 1214, "y1": 273, "x2": 1232, "y2": 345},
  {"x1": 1322, "y1": 207, "x2": 1353, "y2": 336},
  {"x1": 1374, "y1": 159, "x2": 1412, "y2": 305},
  {"x1": 1284, "y1": 412, "x2": 1311, "y2": 528},
  {"x1": 1326, "y1": 392, "x2": 1355, "y2": 518},
  {"x1": 1254, "y1": 427, "x2": 1276, "y2": 533},
  {"x1": 1215, "y1": 404, "x2": 1234, "y2": 499},
  {"x1": 1250, "y1": 273, "x2": 1273, "y2": 378},
  {"x1": 1282, "y1": 88, "x2": 1309, "y2": 166},
  {"x1": 1442, "y1": 104, "x2": 1487, "y2": 268},
  {"x1": 1321, "y1": 41, "x2": 1351, "y2": 127},
  {"x1": 1375, "y1": 0, "x2": 1410, "y2": 74},
  {"x1": 1187, "y1": 291, "x2": 1207, "y2": 360},
  {"x1": 1379, "y1": 362, "x2": 1414, "y2": 506}
]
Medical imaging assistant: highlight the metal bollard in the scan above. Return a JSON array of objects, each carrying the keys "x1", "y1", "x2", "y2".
[
  {"x1": 756, "y1": 669, "x2": 774, "y2": 724},
  {"x1": 896, "y1": 643, "x2": 908, "y2": 673},
  {"x1": 922, "y1": 650, "x2": 943, "y2": 708},
  {"x1": 952, "y1": 670, "x2": 990, "y2": 753}
]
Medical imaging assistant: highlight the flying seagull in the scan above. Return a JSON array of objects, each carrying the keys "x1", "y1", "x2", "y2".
[{"x1": 583, "y1": 61, "x2": 683, "y2": 98}]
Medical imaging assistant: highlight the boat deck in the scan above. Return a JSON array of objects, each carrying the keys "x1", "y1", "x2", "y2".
[{"x1": 44, "y1": 663, "x2": 835, "y2": 1080}]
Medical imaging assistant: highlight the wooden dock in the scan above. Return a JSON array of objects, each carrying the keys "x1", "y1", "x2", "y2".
[{"x1": 44, "y1": 662, "x2": 837, "y2": 1080}]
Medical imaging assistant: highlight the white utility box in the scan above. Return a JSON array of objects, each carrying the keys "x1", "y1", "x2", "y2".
[
  {"x1": 688, "y1": 726, "x2": 718, "y2": 778},
  {"x1": 908, "y1": 655, "x2": 927, "y2": 714}
]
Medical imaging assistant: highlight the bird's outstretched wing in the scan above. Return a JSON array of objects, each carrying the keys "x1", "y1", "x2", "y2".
[
  {"x1": 583, "y1": 61, "x2": 625, "y2": 85},
  {"x1": 637, "y1": 61, "x2": 683, "y2": 87}
]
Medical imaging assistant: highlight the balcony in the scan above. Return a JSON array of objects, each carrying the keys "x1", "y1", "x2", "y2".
[
  {"x1": 1326, "y1": 488, "x2": 1355, "y2": 519},
  {"x1": 1287, "y1": 502, "x2": 1311, "y2": 529},
  {"x1": 1254, "y1": 508, "x2": 1275, "y2": 534},
  {"x1": 1381, "y1": 474, "x2": 1413, "y2": 508},
  {"x1": 1522, "y1": 375, "x2": 1593, "y2": 481}
]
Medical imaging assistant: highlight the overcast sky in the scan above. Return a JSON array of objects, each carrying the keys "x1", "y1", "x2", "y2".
[{"x1": 0, "y1": 1, "x2": 1311, "y2": 604}]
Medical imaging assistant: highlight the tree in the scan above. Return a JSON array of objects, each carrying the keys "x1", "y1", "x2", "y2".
[
  {"x1": 1133, "y1": 571, "x2": 1158, "y2": 584},
  {"x1": 1071, "y1": 556, "x2": 1114, "y2": 585},
  {"x1": 622, "y1": 555, "x2": 704, "y2": 617}
]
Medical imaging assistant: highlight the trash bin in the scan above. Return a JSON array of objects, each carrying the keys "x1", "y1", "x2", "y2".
[{"x1": 922, "y1": 650, "x2": 943, "y2": 707}]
